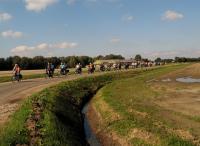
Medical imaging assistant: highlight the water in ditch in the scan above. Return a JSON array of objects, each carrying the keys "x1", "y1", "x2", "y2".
[
  {"x1": 82, "y1": 103, "x2": 101, "y2": 146},
  {"x1": 176, "y1": 77, "x2": 200, "y2": 83}
]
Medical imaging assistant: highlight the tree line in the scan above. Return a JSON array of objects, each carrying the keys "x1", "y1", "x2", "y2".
[
  {"x1": 0, "y1": 54, "x2": 124, "y2": 70},
  {"x1": 155, "y1": 57, "x2": 200, "y2": 63},
  {"x1": 0, "y1": 54, "x2": 199, "y2": 71}
]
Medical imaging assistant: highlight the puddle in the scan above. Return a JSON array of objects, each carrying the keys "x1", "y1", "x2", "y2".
[
  {"x1": 82, "y1": 104, "x2": 101, "y2": 146},
  {"x1": 176, "y1": 77, "x2": 200, "y2": 83},
  {"x1": 162, "y1": 78, "x2": 171, "y2": 82},
  {"x1": 146, "y1": 79, "x2": 159, "y2": 83}
]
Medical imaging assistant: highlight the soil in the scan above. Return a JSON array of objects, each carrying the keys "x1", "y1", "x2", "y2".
[
  {"x1": 152, "y1": 63, "x2": 200, "y2": 117},
  {"x1": 151, "y1": 63, "x2": 200, "y2": 145}
]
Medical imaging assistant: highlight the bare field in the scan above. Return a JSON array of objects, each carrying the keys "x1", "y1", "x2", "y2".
[
  {"x1": 150, "y1": 63, "x2": 200, "y2": 144},
  {"x1": 0, "y1": 68, "x2": 86, "y2": 77},
  {"x1": 152, "y1": 63, "x2": 200, "y2": 117},
  {"x1": 0, "y1": 69, "x2": 57, "y2": 77}
]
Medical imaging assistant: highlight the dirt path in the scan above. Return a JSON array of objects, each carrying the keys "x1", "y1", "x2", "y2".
[{"x1": 0, "y1": 73, "x2": 99, "y2": 126}]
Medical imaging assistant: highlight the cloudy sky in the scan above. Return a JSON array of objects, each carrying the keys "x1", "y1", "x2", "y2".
[{"x1": 0, "y1": 0, "x2": 200, "y2": 59}]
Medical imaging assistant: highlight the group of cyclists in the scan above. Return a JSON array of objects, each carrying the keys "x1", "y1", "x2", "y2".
[{"x1": 12, "y1": 60, "x2": 158, "y2": 81}]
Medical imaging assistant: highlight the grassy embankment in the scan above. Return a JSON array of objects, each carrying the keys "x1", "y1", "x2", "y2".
[
  {"x1": 92, "y1": 63, "x2": 198, "y2": 146},
  {"x1": 0, "y1": 68, "x2": 149, "y2": 146}
]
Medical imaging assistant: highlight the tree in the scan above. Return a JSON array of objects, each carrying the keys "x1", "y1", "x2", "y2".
[
  {"x1": 20, "y1": 57, "x2": 32, "y2": 69},
  {"x1": 32, "y1": 56, "x2": 46, "y2": 69},
  {"x1": 68, "y1": 56, "x2": 78, "y2": 68},
  {"x1": 0, "y1": 58, "x2": 6, "y2": 71},
  {"x1": 47, "y1": 57, "x2": 61, "y2": 68},
  {"x1": 104, "y1": 54, "x2": 124, "y2": 60},
  {"x1": 12, "y1": 56, "x2": 21, "y2": 66},
  {"x1": 94, "y1": 55, "x2": 104, "y2": 60},
  {"x1": 155, "y1": 57, "x2": 162, "y2": 63},
  {"x1": 5, "y1": 56, "x2": 14, "y2": 70},
  {"x1": 135, "y1": 54, "x2": 142, "y2": 61},
  {"x1": 94, "y1": 54, "x2": 125, "y2": 60},
  {"x1": 78, "y1": 56, "x2": 93, "y2": 67}
]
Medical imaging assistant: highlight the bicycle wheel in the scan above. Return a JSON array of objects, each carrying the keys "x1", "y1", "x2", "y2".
[{"x1": 11, "y1": 75, "x2": 15, "y2": 82}]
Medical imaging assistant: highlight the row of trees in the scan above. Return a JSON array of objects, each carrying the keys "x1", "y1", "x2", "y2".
[
  {"x1": 0, "y1": 56, "x2": 93, "y2": 70},
  {"x1": 94, "y1": 54, "x2": 125, "y2": 60},
  {"x1": 0, "y1": 54, "x2": 125, "y2": 71},
  {"x1": 174, "y1": 57, "x2": 200, "y2": 63},
  {"x1": 155, "y1": 57, "x2": 200, "y2": 63},
  {"x1": 0, "y1": 54, "x2": 200, "y2": 71}
]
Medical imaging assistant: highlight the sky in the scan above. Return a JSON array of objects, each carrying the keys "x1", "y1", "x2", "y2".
[{"x1": 0, "y1": 0, "x2": 200, "y2": 59}]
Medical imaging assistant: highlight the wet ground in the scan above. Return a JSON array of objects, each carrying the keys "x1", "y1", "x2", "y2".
[
  {"x1": 176, "y1": 77, "x2": 200, "y2": 83},
  {"x1": 153, "y1": 63, "x2": 200, "y2": 117}
]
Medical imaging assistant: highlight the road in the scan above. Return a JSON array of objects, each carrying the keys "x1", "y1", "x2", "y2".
[{"x1": 0, "y1": 73, "x2": 97, "y2": 126}]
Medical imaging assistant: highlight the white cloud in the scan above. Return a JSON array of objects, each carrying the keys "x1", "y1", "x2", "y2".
[
  {"x1": 127, "y1": 16, "x2": 133, "y2": 21},
  {"x1": 25, "y1": 0, "x2": 58, "y2": 12},
  {"x1": 110, "y1": 38, "x2": 120, "y2": 43},
  {"x1": 106, "y1": 0, "x2": 119, "y2": 3},
  {"x1": 54, "y1": 42, "x2": 78, "y2": 48},
  {"x1": 37, "y1": 43, "x2": 50, "y2": 50},
  {"x1": 11, "y1": 41, "x2": 78, "y2": 56},
  {"x1": 122, "y1": 15, "x2": 134, "y2": 22},
  {"x1": 0, "y1": 12, "x2": 12, "y2": 22},
  {"x1": 86, "y1": 0, "x2": 97, "y2": 2},
  {"x1": 1, "y1": 30, "x2": 24, "y2": 38},
  {"x1": 67, "y1": 0, "x2": 76, "y2": 5},
  {"x1": 162, "y1": 10, "x2": 184, "y2": 21}
]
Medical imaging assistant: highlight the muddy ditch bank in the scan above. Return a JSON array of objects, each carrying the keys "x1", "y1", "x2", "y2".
[{"x1": 0, "y1": 69, "x2": 147, "y2": 146}]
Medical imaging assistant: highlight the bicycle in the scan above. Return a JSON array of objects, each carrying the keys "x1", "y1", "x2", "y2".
[{"x1": 11, "y1": 73, "x2": 22, "y2": 82}]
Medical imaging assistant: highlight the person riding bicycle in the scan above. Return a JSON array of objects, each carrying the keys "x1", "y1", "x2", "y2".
[
  {"x1": 12, "y1": 64, "x2": 22, "y2": 81},
  {"x1": 60, "y1": 62, "x2": 67, "y2": 75},
  {"x1": 75, "y1": 63, "x2": 82, "y2": 74},
  {"x1": 88, "y1": 63, "x2": 95, "y2": 74},
  {"x1": 46, "y1": 62, "x2": 54, "y2": 77},
  {"x1": 99, "y1": 64, "x2": 105, "y2": 72},
  {"x1": 13, "y1": 64, "x2": 21, "y2": 76}
]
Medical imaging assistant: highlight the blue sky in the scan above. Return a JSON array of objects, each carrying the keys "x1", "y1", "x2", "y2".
[{"x1": 0, "y1": 0, "x2": 200, "y2": 59}]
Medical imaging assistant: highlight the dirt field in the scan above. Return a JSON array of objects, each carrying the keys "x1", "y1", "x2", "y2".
[
  {"x1": 152, "y1": 63, "x2": 200, "y2": 117},
  {"x1": 151, "y1": 63, "x2": 200, "y2": 144},
  {"x1": 0, "y1": 69, "x2": 46, "y2": 77},
  {"x1": 0, "y1": 68, "x2": 82, "y2": 77}
]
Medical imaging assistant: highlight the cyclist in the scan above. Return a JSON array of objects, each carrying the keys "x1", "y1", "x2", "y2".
[
  {"x1": 75, "y1": 63, "x2": 82, "y2": 74},
  {"x1": 46, "y1": 62, "x2": 53, "y2": 78},
  {"x1": 12, "y1": 64, "x2": 22, "y2": 81},
  {"x1": 60, "y1": 62, "x2": 67, "y2": 75},
  {"x1": 88, "y1": 63, "x2": 95, "y2": 74}
]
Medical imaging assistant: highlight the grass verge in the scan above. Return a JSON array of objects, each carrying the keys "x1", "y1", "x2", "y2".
[{"x1": 92, "y1": 63, "x2": 197, "y2": 146}]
